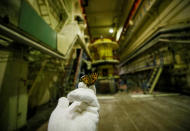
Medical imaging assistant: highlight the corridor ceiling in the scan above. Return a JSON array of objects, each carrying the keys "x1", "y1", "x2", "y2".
[{"x1": 82, "y1": 0, "x2": 134, "y2": 41}]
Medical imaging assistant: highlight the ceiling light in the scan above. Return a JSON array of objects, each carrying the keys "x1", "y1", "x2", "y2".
[
  {"x1": 129, "y1": 20, "x2": 134, "y2": 26},
  {"x1": 109, "y1": 28, "x2": 114, "y2": 33}
]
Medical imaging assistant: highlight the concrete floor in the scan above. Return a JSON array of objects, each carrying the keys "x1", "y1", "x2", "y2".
[
  {"x1": 98, "y1": 93, "x2": 190, "y2": 131},
  {"x1": 37, "y1": 93, "x2": 190, "y2": 131}
]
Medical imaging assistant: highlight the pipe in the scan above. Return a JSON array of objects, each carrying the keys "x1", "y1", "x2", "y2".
[
  {"x1": 118, "y1": 0, "x2": 142, "y2": 43},
  {"x1": 79, "y1": 0, "x2": 92, "y2": 42},
  {"x1": 120, "y1": 0, "x2": 186, "y2": 56},
  {"x1": 73, "y1": 49, "x2": 83, "y2": 88},
  {"x1": 119, "y1": 0, "x2": 158, "y2": 53},
  {"x1": 0, "y1": 24, "x2": 66, "y2": 60}
]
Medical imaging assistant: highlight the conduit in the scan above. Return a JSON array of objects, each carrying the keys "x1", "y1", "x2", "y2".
[
  {"x1": 79, "y1": 0, "x2": 92, "y2": 41},
  {"x1": 118, "y1": 0, "x2": 142, "y2": 42}
]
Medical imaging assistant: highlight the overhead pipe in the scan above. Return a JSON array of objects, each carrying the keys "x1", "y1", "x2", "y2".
[
  {"x1": 79, "y1": 0, "x2": 92, "y2": 42},
  {"x1": 73, "y1": 49, "x2": 83, "y2": 88},
  {"x1": 120, "y1": 0, "x2": 188, "y2": 62},
  {"x1": 118, "y1": 0, "x2": 142, "y2": 43},
  {"x1": 120, "y1": 0, "x2": 158, "y2": 54}
]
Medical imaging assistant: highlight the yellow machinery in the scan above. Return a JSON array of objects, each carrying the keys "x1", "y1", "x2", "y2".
[{"x1": 89, "y1": 38, "x2": 119, "y2": 93}]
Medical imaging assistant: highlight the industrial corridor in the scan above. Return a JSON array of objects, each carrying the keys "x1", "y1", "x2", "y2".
[{"x1": 0, "y1": 0, "x2": 190, "y2": 131}]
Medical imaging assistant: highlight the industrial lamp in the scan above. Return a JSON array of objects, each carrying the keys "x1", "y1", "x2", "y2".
[{"x1": 109, "y1": 28, "x2": 114, "y2": 33}]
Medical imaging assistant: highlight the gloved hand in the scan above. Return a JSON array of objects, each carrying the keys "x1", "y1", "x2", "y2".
[{"x1": 48, "y1": 82, "x2": 99, "y2": 131}]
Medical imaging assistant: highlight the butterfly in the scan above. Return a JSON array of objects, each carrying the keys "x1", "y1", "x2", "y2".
[{"x1": 80, "y1": 72, "x2": 98, "y2": 86}]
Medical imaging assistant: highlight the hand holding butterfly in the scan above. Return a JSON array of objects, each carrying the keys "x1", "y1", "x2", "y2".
[{"x1": 48, "y1": 74, "x2": 99, "y2": 131}]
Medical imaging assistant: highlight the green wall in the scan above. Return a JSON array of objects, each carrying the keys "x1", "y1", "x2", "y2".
[{"x1": 19, "y1": 0, "x2": 57, "y2": 50}]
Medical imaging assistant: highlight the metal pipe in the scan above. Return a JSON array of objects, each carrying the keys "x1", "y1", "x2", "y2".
[
  {"x1": 0, "y1": 24, "x2": 66, "y2": 60},
  {"x1": 79, "y1": 0, "x2": 92, "y2": 42},
  {"x1": 119, "y1": 0, "x2": 157, "y2": 52},
  {"x1": 118, "y1": 0, "x2": 142, "y2": 43},
  {"x1": 73, "y1": 49, "x2": 83, "y2": 88},
  {"x1": 120, "y1": 0, "x2": 186, "y2": 56}
]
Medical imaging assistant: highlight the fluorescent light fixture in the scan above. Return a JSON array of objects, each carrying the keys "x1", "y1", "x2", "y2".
[{"x1": 109, "y1": 28, "x2": 114, "y2": 33}]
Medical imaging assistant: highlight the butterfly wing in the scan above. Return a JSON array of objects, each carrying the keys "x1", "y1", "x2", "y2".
[
  {"x1": 89, "y1": 73, "x2": 98, "y2": 85},
  {"x1": 81, "y1": 75, "x2": 90, "y2": 86}
]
